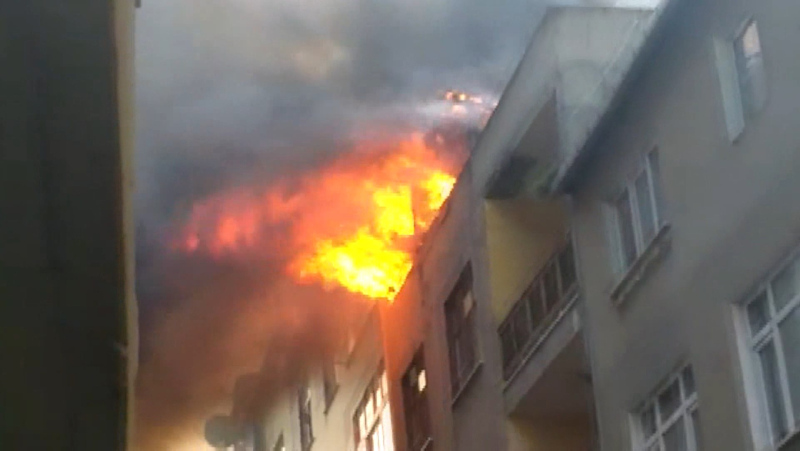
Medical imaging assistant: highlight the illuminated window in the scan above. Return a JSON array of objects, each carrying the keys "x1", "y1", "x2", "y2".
[
  {"x1": 632, "y1": 366, "x2": 701, "y2": 451},
  {"x1": 353, "y1": 364, "x2": 394, "y2": 451},
  {"x1": 743, "y1": 254, "x2": 800, "y2": 444},
  {"x1": 444, "y1": 265, "x2": 478, "y2": 398},
  {"x1": 402, "y1": 348, "x2": 432, "y2": 450},
  {"x1": 609, "y1": 149, "x2": 665, "y2": 274},
  {"x1": 298, "y1": 384, "x2": 314, "y2": 451}
]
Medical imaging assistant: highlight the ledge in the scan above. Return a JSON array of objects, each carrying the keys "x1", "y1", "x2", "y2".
[
  {"x1": 451, "y1": 361, "x2": 483, "y2": 408},
  {"x1": 610, "y1": 224, "x2": 672, "y2": 306}
]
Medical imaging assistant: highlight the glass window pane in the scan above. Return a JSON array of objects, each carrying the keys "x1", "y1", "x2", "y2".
[
  {"x1": 640, "y1": 403, "x2": 657, "y2": 438},
  {"x1": 527, "y1": 285, "x2": 545, "y2": 329},
  {"x1": 682, "y1": 366, "x2": 696, "y2": 396},
  {"x1": 772, "y1": 260, "x2": 799, "y2": 313},
  {"x1": 499, "y1": 326, "x2": 516, "y2": 370},
  {"x1": 734, "y1": 22, "x2": 767, "y2": 114},
  {"x1": 747, "y1": 292, "x2": 771, "y2": 336},
  {"x1": 616, "y1": 190, "x2": 638, "y2": 269},
  {"x1": 662, "y1": 419, "x2": 688, "y2": 451},
  {"x1": 635, "y1": 171, "x2": 656, "y2": 245},
  {"x1": 648, "y1": 151, "x2": 665, "y2": 223},
  {"x1": 542, "y1": 264, "x2": 559, "y2": 310},
  {"x1": 558, "y1": 242, "x2": 578, "y2": 294},
  {"x1": 511, "y1": 303, "x2": 532, "y2": 349},
  {"x1": 691, "y1": 409, "x2": 703, "y2": 451},
  {"x1": 779, "y1": 306, "x2": 800, "y2": 429},
  {"x1": 658, "y1": 380, "x2": 682, "y2": 421},
  {"x1": 759, "y1": 340, "x2": 789, "y2": 440}
]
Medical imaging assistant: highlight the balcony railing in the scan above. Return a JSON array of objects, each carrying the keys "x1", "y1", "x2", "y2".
[{"x1": 499, "y1": 239, "x2": 579, "y2": 381}]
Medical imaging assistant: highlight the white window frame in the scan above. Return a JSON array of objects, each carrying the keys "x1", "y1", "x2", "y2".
[
  {"x1": 609, "y1": 149, "x2": 664, "y2": 275},
  {"x1": 713, "y1": 18, "x2": 766, "y2": 141},
  {"x1": 354, "y1": 365, "x2": 394, "y2": 451},
  {"x1": 631, "y1": 365, "x2": 700, "y2": 451},
  {"x1": 737, "y1": 250, "x2": 800, "y2": 448}
]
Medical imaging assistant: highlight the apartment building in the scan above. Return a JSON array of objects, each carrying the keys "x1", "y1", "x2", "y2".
[
  {"x1": 0, "y1": 0, "x2": 138, "y2": 449},
  {"x1": 252, "y1": 0, "x2": 800, "y2": 450}
]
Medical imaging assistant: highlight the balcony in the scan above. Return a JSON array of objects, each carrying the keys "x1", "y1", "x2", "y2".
[
  {"x1": 473, "y1": 5, "x2": 662, "y2": 198},
  {"x1": 496, "y1": 240, "x2": 597, "y2": 451},
  {"x1": 498, "y1": 240, "x2": 578, "y2": 381}
]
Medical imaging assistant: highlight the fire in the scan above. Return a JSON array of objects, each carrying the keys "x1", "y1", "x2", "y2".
[{"x1": 174, "y1": 133, "x2": 461, "y2": 301}]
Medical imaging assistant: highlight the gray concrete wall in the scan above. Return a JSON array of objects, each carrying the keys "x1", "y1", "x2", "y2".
[
  {"x1": 570, "y1": 0, "x2": 800, "y2": 449},
  {"x1": 414, "y1": 167, "x2": 510, "y2": 451},
  {"x1": 0, "y1": 1, "x2": 134, "y2": 449}
]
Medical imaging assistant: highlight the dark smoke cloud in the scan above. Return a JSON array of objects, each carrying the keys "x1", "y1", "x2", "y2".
[{"x1": 133, "y1": 0, "x2": 598, "y2": 448}]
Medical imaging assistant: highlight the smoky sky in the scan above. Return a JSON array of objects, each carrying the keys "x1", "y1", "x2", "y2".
[
  {"x1": 132, "y1": 0, "x2": 610, "y2": 448},
  {"x1": 133, "y1": 0, "x2": 558, "y2": 221}
]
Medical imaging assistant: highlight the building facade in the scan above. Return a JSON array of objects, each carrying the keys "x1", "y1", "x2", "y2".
[
  {"x1": 0, "y1": 0, "x2": 138, "y2": 449},
  {"x1": 254, "y1": 0, "x2": 800, "y2": 450}
]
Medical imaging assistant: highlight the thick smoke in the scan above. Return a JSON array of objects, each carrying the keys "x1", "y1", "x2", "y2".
[{"x1": 132, "y1": 0, "x2": 596, "y2": 448}]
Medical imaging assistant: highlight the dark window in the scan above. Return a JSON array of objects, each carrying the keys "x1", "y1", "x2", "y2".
[
  {"x1": 444, "y1": 265, "x2": 478, "y2": 396},
  {"x1": 402, "y1": 348, "x2": 432, "y2": 451},
  {"x1": 558, "y1": 240, "x2": 577, "y2": 295},
  {"x1": 298, "y1": 384, "x2": 313, "y2": 451},
  {"x1": 322, "y1": 358, "x2": 338, "y2": 412}
]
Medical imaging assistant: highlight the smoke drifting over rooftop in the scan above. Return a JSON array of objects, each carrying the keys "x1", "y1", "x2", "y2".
[{"x1": 131, "y1": 0, "x2": 587, "y2": 448}]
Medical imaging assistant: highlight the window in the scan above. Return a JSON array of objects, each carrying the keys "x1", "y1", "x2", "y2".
[
  {"x1": 744, "y1": 254, "x2": 800, "y2": 444},
  {"x1": 734, "y1": 21, "x2": 767, "y2": 117},
  {"x1": 322, "y1": 357, "x2": 339, "y2": 412},
  {"x1": 610, "y1": 150, "x2": 665, "y2": 273},
  {"x1": 444, "y1": 265, "x2": 478, "y2": 397},
  {"x1": 633, "y1": 366, "x2": 701, "y2": 451},
  {"x1": 354, "y1": 364, "x2": 394, "y2": 451},
  {"x1": 499, "y1": 240, "x2": 578, "y2": 378},
  {"x1": 714, "y1": 20, "x2": 767, "y2": 140},
  {"x1": 273, "y1": 434, "x2": 285, "y2": 451},
  {"x1": 298, "y1": 384, "x2": 314, "y2": 451},
  {"x1": 402, "y1": 348, "x2": 432, "y2": 451}
]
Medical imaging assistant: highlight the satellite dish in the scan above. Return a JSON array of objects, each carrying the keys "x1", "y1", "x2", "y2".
[{"x1": 204, "y1": 415, "x2": 240, "y2": 448}]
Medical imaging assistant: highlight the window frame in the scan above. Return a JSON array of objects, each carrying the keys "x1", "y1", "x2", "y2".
[
  {"x1": 609, "y1": 148, "x2": 665, "y2": 275},
  {"x1": 298, "y1": 383, "x2": 314, "y2": 451},
  {"x1": 740, "y1": 252, "x2": 800, "y2": 446},
  {"x1": 631, "y1": 365, "x2": 701, "y2": 451},
  {"x1": 444, "y1": 264, "x2": 480, "y2": 399},
  {"x1": 322, "y1": 357, "x2": 339, "y2": 413},
  {"x1": 713, "y1": 17, "x2": 767, "y2": 141},
  {"x1": 353, "y1": 364, "x2": 394, "y2": 451},
  {"x1": 733, "y1": 19, "x2": 767, "y2": 117},
  {"x1": 498, "y1": 238, "x2": 579, "y2": 379},
  {"x1": 402, "y1": 348, "x2": 433, "y2": 451}
]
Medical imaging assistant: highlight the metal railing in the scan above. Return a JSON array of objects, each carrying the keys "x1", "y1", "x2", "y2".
[{"x1": 498, "y1": 240, "x2": 579, "y2": 380}]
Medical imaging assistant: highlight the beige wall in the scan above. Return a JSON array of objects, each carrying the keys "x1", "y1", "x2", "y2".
[
  {"x1": 506, "y1": 416, "x2": 592, "y2": 451},
  {"x1": 484, "y1": 199, "x2": 568, "y2": 322}
]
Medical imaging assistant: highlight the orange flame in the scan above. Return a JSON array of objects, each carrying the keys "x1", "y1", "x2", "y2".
[{"x1": 174, "y1": 133, "x2": 461, "y2": 301}]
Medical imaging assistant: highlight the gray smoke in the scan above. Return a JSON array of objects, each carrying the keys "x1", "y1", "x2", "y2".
[{"x1": 132, "y1": 0, "x2": 595, "y2": 448}]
